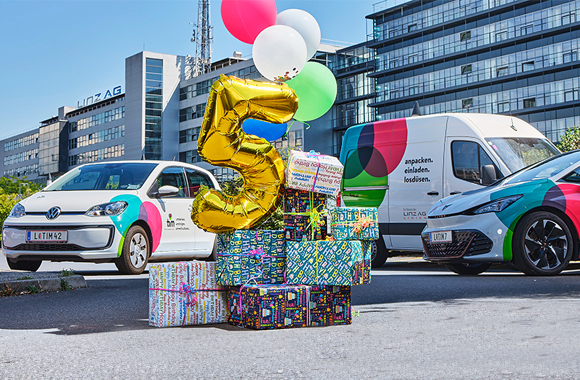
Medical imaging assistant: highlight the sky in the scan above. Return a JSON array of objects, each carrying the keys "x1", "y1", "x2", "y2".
[{"x1": 0, "y1": 0, "x2": 380, "y2": 140}]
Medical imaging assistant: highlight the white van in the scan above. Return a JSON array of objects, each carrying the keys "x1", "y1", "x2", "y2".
[{"x1": 339, "y1": 113, "x2": 560, "y2": 267}]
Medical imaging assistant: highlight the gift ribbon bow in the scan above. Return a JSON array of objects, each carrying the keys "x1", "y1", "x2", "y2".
[{"x1": 331, "y1": 213, "x2": 377, "y2": 238}]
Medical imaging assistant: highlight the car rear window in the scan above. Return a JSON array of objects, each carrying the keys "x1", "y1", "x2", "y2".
[{"x1": 45, "y1": 163, "x2": 158, "y2": 191}]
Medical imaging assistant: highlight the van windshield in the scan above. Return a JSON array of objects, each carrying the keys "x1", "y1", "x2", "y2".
[
  {"x1": 45, "y1": 162, "x2": 158, "y2": 191},
  {"x1": 500, "y1": 150, "x2": 580, "y2": 186},
  {"x1": 485, "y1": 137, "x2": 559, "y2": 173}
]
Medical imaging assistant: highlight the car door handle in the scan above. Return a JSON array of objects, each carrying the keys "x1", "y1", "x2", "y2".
[
  {"x1": 427, "y1": 191, "x2": 439, "y2": 196},
  {"x1": 450, "y1": 191, "x2": 462, "y2": 195}
]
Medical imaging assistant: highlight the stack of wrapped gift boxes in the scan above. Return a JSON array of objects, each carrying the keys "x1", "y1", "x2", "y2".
[{"x1": 148, "y1": 150, "x2": 378, "y2": 329}]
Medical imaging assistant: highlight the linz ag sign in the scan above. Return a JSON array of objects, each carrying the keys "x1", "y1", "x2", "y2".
[{"x1": 77, "y1": 86, "x2": 122, "y2": 108}]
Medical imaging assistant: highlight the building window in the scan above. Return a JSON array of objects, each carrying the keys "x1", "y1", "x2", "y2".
[
  {"x1": 562, "y1": 12, "x2": 575, "y2": 25},
  {"x1": 409, "y1": 86, "x2": 420, "y2": 95},
  {"x1": 408, "y1": 54, "x2": 418, "y2": 64},
  {"x1": 495, "y1": 30, "x2": 508, "y2": 42},
  {"x1": 563, "y1": 51, "x2": 577, "y2": 63},
  {"x1": 496, "y1": 66, "x2": 509, "y2": 77},
  {"x1": 462, "y1": 98, "x2": 473, "y2": 109},
  {"x1": 460, "y1": 31, "x2": 471, "y2": 41},
  {"x1": 408, "y1": 23, "x2": 417, "y2": 33},
  {"x1": 565, "y1": 90, "x2": 576, "y2": 102},
  {"x1": 520, "y1": 24, "x2": 533, "y2": 35},
  {"x1": 522, "y1": 61, "x2": 535, "y2": 72},
  {"x1": 498, "y1": 102, "x2": 510, "y2": 113},
  {"x1": 461, "y1": 64, "x2": 472, "y2": 74},
  {"x1": 523, "y1": 98, "x2": 536, "y2": 108}
]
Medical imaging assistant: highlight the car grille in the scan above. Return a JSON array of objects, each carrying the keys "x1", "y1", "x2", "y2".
[
  {"x1": 10, "y1": 243, "x2": 86, "y2": 251},
  {"x1": 422, "y1": 230, "x2": 493, "y2": 259}
]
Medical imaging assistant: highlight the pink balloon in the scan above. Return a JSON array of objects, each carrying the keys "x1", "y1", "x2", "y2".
[{"x1": 221, "y1": 0, "x2": 277, "y2": 44}]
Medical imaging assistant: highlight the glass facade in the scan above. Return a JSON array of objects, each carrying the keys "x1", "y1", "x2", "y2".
[
  {"x1": 38, "y1": 122, "x2": 61, "y2": 175},
  {"x1": 328, "y1": 43, "x2": 377, "y2": 155},
  {"x1": 369, "y1": 0, "x2": 580, "y2": 143},
  {"x1": 4, "y1": 133, "x2": 38, "y2": 152},
  {"x1": 145, "y1": 58, "x2": 163, "y2": 160},
  {"x1": 68, "y1": 144, "x2": 125, "y2": 166},
  {"x1": 68, "y1": 125, "x2": 125, "y2": 149}
]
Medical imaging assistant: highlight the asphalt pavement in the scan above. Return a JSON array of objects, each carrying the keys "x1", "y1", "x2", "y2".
[{"x1": 2, "y1": 258, "x2": 580, "y2": 379}]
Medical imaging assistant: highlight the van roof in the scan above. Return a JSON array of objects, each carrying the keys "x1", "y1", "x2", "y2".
[{"x1": 405, "y1": 113, "x2": 546, "y2": 139}]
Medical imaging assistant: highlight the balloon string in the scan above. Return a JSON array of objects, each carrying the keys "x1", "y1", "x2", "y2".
[{"x1": 282, "y1": 119, "x2": 295, "y2": 139}]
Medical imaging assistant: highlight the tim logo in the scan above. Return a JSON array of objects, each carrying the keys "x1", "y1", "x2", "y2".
[{"x1": 166, "y1": 213, "x2": 175, "y2": 228}]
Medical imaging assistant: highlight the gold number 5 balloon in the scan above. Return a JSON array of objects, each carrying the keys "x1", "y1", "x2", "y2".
[{"x1": 192, "y1": 75, "x2": 299, "y2": 233}]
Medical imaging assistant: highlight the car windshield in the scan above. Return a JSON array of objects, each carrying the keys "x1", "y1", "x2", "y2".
[
  {"x1": 485, "y1": 137, "x2": 560, "y2": 173},
  {"x1": 45, "y1": 162, "x2": 158, "y2": 191},
  {"x1": 500, "y1": 150, "x2": 580, "y2": 186}
]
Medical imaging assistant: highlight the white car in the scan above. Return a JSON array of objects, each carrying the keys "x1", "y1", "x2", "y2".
[{"x1": 2, "y1": 161, "x2": 218, "y2": 274}]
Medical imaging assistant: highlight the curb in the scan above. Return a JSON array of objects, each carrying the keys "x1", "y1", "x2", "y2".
[{"x1": 0, "y1": 275, "x2": 87, "y2": 294}]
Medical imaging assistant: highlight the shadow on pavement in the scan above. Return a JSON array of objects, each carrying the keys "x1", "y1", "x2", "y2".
[{"x1": 2, "y1": 260, "x2": 580, "y2": 335}]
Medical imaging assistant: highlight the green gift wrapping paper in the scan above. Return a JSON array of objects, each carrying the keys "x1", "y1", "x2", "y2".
[
  {"x1": 216, "y1": 230, "x2": 286, "y2": 285},
  {"x1": 330, "y1": 207, "x2": 379, "y2": 241},
  {"x1": 285, "y1": 240, "x2": 364, "y2": 286}
]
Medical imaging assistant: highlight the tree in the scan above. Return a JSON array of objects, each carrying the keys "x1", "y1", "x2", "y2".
[
  {"x1": 0, "y1": 177, "x2": 42, "y2": 237},
  {"x1": 557, "y1": 126, "x2": 580, "y2": 152}
]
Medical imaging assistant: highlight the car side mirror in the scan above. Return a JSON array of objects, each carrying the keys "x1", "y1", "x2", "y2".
[
  {"x1": 481, "y1": 165, "x2": 497, "y2": 185},
  {"x1": 156, "y1": 185, "x2": 180, "y2": 198}
]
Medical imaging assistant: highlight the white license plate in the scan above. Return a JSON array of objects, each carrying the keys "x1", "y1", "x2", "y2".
[
  {"x1": 26, "y1": 230, "x2": 68, "y2": 243},
  {"x1": 430, "y1": 231, "x2": 452, "y2": 243}
]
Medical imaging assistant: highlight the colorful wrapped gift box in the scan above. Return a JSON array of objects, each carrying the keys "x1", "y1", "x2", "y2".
[
  {"x1": 283, "y1": 214, "x2": 327, "y2": 241},
  {"x1": 149, "y1": 261, "x2": 227, "y2": 327},
  {"x1": 285, "y1": 240, "x2": 364, "y2": 286},
  {"x1": 286, "y1": 150, "x2": 344, "y2": 196},
  {"x1": 309, "y1": 285, "x2": 352, "y2": 326},
  {"x1": 330, "y1": 207, "x2": 379, "y2": 241},
  {"x1": 284, "y1": 188, "x2": 326, "y2": 214},
  {"x1": 353, "y1": 241, "x2": 372, "y2": 285},
  {"x1": 228, "y1": 284, "x2": 310, "y2": 329},
  {"x1": 216, "y1": 230, "x2": 285, "y2": 285},
  {"x1": 228, "y1": 284, "x2": 351, "y2": 329}
]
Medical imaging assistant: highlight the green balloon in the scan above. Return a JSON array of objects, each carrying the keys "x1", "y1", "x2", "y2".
[{"x1": 287, "y1": 62, "x2": 337, "y2": 122}]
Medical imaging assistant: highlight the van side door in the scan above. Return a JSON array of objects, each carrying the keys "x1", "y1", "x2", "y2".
[
  {"x1": 184, "y1": 167, "x2": 216, "y2": 253},
  {"x1": 388, "y1": 117, "x2": 447, "y2": 251},
  {"x1": 444, "y1": 139, "x2": 503, "y2": 196}
]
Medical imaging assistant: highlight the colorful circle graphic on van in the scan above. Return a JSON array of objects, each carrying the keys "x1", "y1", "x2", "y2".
[{"x1": 342, "y1": 119, "x2": 408, "y2": 207}]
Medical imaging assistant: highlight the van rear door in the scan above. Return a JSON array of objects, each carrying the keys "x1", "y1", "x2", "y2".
[{"x1": 387, "y1": 116, "x2": 447, "y2": 251}]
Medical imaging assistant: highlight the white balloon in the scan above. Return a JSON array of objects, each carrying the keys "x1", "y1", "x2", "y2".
[
  {"x1": 252, "y1": 25, "x2": 307, "y2": 82},
  {"x1": 276, "y1": 9, "x2": 321, "y2": 60}
]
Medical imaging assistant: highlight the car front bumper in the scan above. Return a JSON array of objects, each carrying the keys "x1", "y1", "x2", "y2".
[
  {"x1": 2, "y1": 216, "x2": 122, "y2": 262},
  {"x1": 421, "y1": 213, "x2": 508, "y2": 263}
]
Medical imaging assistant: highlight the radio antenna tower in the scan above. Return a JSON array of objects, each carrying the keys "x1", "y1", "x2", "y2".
[{"x1": 191, "y1": 0, "x2": 212, "y2": 76}]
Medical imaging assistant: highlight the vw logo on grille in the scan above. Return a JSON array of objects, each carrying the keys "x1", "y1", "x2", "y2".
[{"x1": 46, "y1": 206, "x2": 61, "y2": 220}]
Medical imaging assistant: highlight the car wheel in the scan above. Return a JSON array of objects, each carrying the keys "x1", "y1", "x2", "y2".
[
  {"x1": 444, "y1": 262, "x2": 491, "y2": 275},
  {"x1": 114, "y1": 226, "x2": 150, "y2": 275},
  {"x1": 371, "y1": 238, "x2": 389, "y2": 268},
  {"x1": 512, "y1": 211, "x2": 573, "y2": 276},
  {"x1": 6, "y1": 258, "x2": 42, "y2": 272}
]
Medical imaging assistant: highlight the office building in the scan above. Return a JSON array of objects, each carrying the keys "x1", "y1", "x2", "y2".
[{"x1": 367, "y1": 0, "x2": 580, "y2": 142}]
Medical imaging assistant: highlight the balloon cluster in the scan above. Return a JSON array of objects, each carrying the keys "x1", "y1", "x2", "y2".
[{"x1": 221, "y1": 0, "x2": 337, "y2": 123}]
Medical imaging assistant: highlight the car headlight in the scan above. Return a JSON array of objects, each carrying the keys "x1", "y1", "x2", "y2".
[
  {"x1": 471, "y1": 195, "x2": 523, "y2": 215},
  {"x1": 8, "y1": 203, "x2": 25, "y2": 218},
  {"x1": 85, "y1": 201, "x2": 128, "y2": 217}
]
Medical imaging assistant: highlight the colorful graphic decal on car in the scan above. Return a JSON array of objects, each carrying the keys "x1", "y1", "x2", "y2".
[
  {"x1": 490, "y1": 180, "x2": 580, "y2": 260},
  {"x1": 109, "y1": 195, "x2": 162, "y2": 256},
  {"x1": 341, "y1": 119, "x2": 408, "y2": 208}
]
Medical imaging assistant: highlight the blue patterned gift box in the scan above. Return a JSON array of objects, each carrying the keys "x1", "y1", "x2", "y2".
[
  {"x1": 285, "y1": 240, "x2": 364, "y2": 286},
  {"x1": 330, "y1": 207, "x2": 379, "y2": 241},
  {"x1": 227, "y1": 284, "x2": 351, "y2": 329},
  {"x1": 216, "y1": 230, "x2": 286, "y2": 286}
]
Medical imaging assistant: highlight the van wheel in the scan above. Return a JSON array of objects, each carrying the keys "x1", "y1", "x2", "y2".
[
  {"x1": 115, "y1": 226, "x2": 150, "y2": 275},
  {"x1": 512, "y1": 211, "x2": 573, "y2": 276},
  {"x1": 371, "y1": 238, "x2": 388, "y2": 268},
  {"x1": 445, "y1": 262, "x2": 491, "y2": 275},
  {"x1": 6, "y1": 258, "x2": 42, "y2": 272}
]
